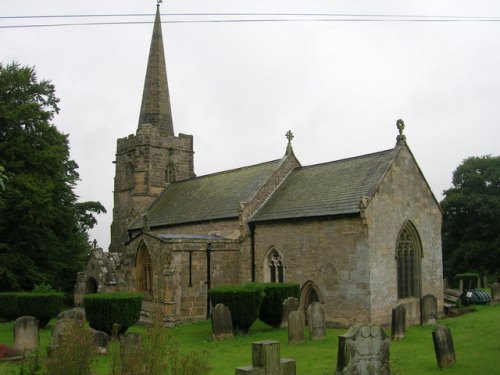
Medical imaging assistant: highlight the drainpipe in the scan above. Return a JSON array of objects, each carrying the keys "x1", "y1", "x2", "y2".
[
  {"x1": 250, "y1": 224, "x2": 256, "y2": 282},
  {"x1": 206, "y1": 242, "x2": 213, "y2": 319}
]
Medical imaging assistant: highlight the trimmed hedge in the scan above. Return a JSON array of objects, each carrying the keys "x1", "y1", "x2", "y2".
[
  {"x1": 0, "y1": 292, "x2": 19, "y2": 321},
  {"x1": 209, "y1": 284, "x2": 264, "y2": 333},
  {"x1": 18, "y1": 292, "x2": 64, "y2": 328},
  {"x1": 84, "y1": 292, "x2": 142, "y2": 335},
  {"x1": 256, "y1": 283, "x2": 300, "y2": 328}
]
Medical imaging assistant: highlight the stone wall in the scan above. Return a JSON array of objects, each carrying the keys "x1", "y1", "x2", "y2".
[
  {"x1": 253, "y1": 217, "x2": 371, "y2": 327},
  {"x1": 365, "y1": 145, "x2": 443, "y2": 325}
]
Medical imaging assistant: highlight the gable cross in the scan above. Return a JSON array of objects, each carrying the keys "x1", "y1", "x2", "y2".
[{"x1": 285, "y1": 130, "x2": 294, "y2": 144}]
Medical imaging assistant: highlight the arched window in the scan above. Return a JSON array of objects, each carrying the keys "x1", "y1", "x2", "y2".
[
  {"x1": 136, "y1": 244, "x2": 153, "y2": 295},
  {"x1": 125, "y1": 162, "x2": 135, "y2": 190},
  {"x1": 165, "y1": 161, "x2": 177, "y2": 184},
  {"x1": 396, "y1": 222, "x2": 422, "y2": 299},
  {"x1": 267, "y1": 249, "x2": 284, "y2": 283}
]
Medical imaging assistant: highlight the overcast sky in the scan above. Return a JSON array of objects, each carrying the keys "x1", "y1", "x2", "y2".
[{"x1": 2, "y1": 1, "x2": 499, "y2": 251}]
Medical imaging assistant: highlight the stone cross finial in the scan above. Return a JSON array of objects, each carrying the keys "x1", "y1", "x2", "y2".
[
  {"x1": 157, "y1": 0, "x2": 163, "y2": 5},
  {"x1": 92, "y1": 239, "x2": 98, "y2": 249},
  {"x1": 286, "y1": 130, "x2": 294, "y2": 144}
]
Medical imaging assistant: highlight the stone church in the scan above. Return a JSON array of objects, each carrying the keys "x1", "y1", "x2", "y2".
[{"x1": 75, "y1": 5, "x2": 443, "y2": 327}]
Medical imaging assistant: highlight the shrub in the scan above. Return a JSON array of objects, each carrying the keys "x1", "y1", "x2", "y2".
[
  {"x1": 256, "y1": 282, "x2": 300, "y2": 328},
  {"x1": 456, "y1": 272, "x2": 480, "y2": 289},
  {"x1": 209, "y1": 284, "x2": 264, "y2": 333},
  {"x1": 84, "y1": 292, "x2": 142, "y2": 335},
  {"x1": 0, "y1": 292, "x2": 19, "y2": 321},
  {"x1": 16, "y1": 292, "x2": 64, "y2": 328}
]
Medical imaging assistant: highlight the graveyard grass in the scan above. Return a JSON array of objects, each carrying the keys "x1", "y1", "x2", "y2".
[{"x1": 0, "y1": 305, "x2": 499, "y2": 374}]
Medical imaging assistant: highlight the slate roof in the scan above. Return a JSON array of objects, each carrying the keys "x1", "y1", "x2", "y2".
[
  {"x1": 128, "y1": 159, "x2": 282, "y2": 229},
  {"x1": 250, "y1": 148, "x2": 398, "y2": 222}
]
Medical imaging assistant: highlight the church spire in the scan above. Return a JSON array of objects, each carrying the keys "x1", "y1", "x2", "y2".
[{"x1": 138, "y1": 2, "x2": 174, "y2": 136}]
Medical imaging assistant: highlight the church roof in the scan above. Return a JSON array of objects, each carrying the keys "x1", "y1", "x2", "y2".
[
  {"x1": 250, "y1": 148, "x2": 398, "y2": 222},
  {"x1": 128, "y1": 159, "x2": 282, "y2": 229}
]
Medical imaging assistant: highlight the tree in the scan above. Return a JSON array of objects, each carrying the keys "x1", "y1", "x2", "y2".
[
  {"x1": 0, "y1": 62, "x2": 106, "y2": 292},
  {"x1": 441, "y1": 155, "x2": 500, "y2": 280},
  {"x1": 0, "y1": 164, "x2": 6, "y2": 191}
]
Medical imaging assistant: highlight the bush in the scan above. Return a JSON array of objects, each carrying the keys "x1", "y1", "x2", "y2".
[
  {"x1": 209, "y1": 284, "x2": 264, "y2": 333},
  {"x1": 256, "y1": 282, "x2": 300, "y2": 328},
  {"x1": 0, "y1": 292, "x2": 19, "y2": 321},
  {"x1": 456, "y1": 272, "x2": 480, "y2": 289},
  {"x1": 16, "y1": 292, "x2": 64, "y2": 328},
  {"x1": 84, "y1": 292, "x2": 142, "y2": 335}
]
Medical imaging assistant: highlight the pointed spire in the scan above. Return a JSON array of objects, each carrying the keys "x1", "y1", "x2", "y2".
[{"x1": 138, "y1": 3, "x2": 174, "y2": 136}]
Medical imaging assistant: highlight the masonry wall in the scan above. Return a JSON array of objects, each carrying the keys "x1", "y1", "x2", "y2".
[
  {"x1": 365, "y1": 145, "x2": 443, "y2": 325},
  {"x1": 253, "y1": 217, "x2": 371, "y2": 327}
]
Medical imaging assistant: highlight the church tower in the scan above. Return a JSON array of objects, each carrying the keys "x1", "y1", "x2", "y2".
[{"x1": 110, "y1": 4, "x2": 195, "y2": 253}]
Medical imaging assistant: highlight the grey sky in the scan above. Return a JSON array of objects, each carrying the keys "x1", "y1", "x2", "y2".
[{"x1": 2, "y1": 0, "x2": 499, "y2": 251}]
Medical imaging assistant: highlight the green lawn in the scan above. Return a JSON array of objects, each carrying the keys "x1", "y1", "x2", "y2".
[{"x1": 1, "y1": 305, "x2": 499, "y2": 374}]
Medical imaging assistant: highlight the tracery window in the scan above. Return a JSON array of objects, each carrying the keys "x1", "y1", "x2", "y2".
[
  {"x1": 136, "y1": 245, "x2": 153, "y2": 294},
  {"x1": 268, "y1": 249, "x2": 284, "y2": 283},
  {"x1": 165, "y1": 161, "x2": 177, "y2": 183},
  {"x1": 396, "y1": 222, "x2": 422, "y2": 299}
]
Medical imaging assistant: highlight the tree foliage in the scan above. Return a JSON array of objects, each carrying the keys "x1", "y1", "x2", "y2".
[
  {"x1": 0, "y1": 62, "x2": 106, "y2": 292},
  {"x1": 441, "y1": 155, "x2": 500, "y2": 279}
]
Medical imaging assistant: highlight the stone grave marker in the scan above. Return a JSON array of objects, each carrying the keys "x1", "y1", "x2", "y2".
[
  {"x1": 13, "y1": 316, "x2": 39, "y2": 353},
  {"x1": 391, "y1": 304, "x2": 406, "y2": 340},
  {"x1": 336, "y1": 324, "x2": 390, "y2": 375},
  {"x1": 432, "y1": 325, "x2": 456, "y2": 369},
  {"x1": 287, "y1": 310, "x2": 304, "y2": 345},
  {"x1": 57, "y1": 307, "x2": 86, "y2": 322},
  {"x1": 211, "y1": 303, "x2": 234, "y2": 341},
  {"x1": 280, "y1": 297, "x2": 299, "y2": 328},
  {"x1": 235, "y1": 340, "x2": 296, "y2": 375},
  {"x1": 307, "y1": 302, "x2": 326, "y2": 340},
  {"x1": 490, "y1": 282, "x2": 500, "y2": 304},
  {"x1": 120, "y1": 332, "x2": 143, "y2": 348},
  {"x1": 91, "y1": 330, "x2": 109, "y2": 354},
  {"x1": 420, "y1": 294, "x2": 437, "y2": 325}
]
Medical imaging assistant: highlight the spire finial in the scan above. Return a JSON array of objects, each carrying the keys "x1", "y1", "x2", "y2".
[
  {"x1": 396, "y1": 119, "x2": 406, "y2": 145},
  {"x1": 157, "y1": 0, "x2": 162, "y2": 5},
  {"x1": 285, "y1": 130, "x2": 295, "y2": 155}
]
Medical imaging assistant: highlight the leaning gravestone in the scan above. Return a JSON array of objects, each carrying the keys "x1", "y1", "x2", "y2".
[
  {"x1": 432, "y1": 325, "x2": 456, "y2": 369},
  {"x1": 336, "y1": 325, "x2": 390, "y2": 375},
  {"x1": 490, "y1": 282, "x2": 500, "y2": 304},
  {"x1": 211, "y1": 303, "x2": 234, "y2": 341},
  {"x1": 391, "y1": 304, "x2": 406, "y2": 340},
  {"x1": 288, "y1": 310, "x2": 305, "y2": 345},
  {"x1": 420, "y1": 294, "x2": 437, "y2": 325},
  {"x1": 307, "y1": 302, "x2": 326, "y2": 340},
  {"x1": 91, "y1": 330, "x2": 109, "y2": 354},
  {"x1": 235, "y1": 340, "x2": 296, "y2": 375},
  {"x1": 13, "y1": 316, "x2": 39, "y2": 353},
  {"x1": 280, "y1": 297, "x2": 299, "y2": 328}
]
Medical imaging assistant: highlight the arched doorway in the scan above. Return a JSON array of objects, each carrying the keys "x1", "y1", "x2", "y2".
[
  {"x1": 86, "y1": 277, "x2": 98, "y2": 294},
  {"x1": 299, "y1": 280, "x2": 323, "y2": 323},
  {"x1": 136, "y1": 243, "x2": 153, "y2": 295}
]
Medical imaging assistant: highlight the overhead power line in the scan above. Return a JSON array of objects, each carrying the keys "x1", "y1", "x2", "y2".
[{"x1": 1, "y1": 12, "x2": 500, "y2": 29}]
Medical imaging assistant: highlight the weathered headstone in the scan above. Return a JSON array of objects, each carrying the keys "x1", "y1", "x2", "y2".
[
  {"x1": 288, "y1": 311, "x2": 305, "y2": 345},
  {"x1": 120, "y1": 332, "x2": 143, "y2": 348},
  {"x1": 211, "y1": 303, "x2": 234, "y2": 341},
  {"x1": 307, "y1": 302, "x2": 326, "y2": 340},
  {"x1": 57, "y1": 307, "x2": 86, "y2": 322},
  {"x1": 13, "y1": 316, "x2": 39, "y2": 353},
  {"x1": 235, "y1": 340, "x2": 296, "y2": 375},
  {"x1": 420, "y1": 294, "x2": 437, "y2": 325},
  {"x1": 391, "y1": 304, "x2": 406, "y2": 340},
  {"x1": 490, "y1": 282, "x2": 500, "y2": 304},
  {"x1": 432, "y1": 325, "x2": 456, "y2": 369},
  {"x1": 336, "y1": 325, "x2": 390, "y2": 375},
  {"x1": 91, "y1": 330, "x2": 109, "y2": 354},
  {"x1": 280, "y1": 297, "x2": 299, "y2": 328}
]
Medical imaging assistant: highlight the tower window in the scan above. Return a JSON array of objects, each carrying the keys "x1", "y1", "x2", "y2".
[{"x1": 165, "y1": 162, "x2": 177, "y2": 183}]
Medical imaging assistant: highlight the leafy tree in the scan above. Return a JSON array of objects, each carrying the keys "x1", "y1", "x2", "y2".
[
  {"x1": 441, "y1": 155, "x2": 500, "y2": 280},
  {"x1": 0, "y1": 62, "x2": 106, "y2": 293},
  {"x1": 0, "y1": 164, "x2": 6, "y2": 191}
]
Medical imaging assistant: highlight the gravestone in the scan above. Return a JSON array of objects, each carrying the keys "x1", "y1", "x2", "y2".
[
  {"x1": 235, "y1": 340, "x2": 296, "y2": 375},
  {"x1": 57, "y1": 307, "x2": 86, "y2": 322},
  {"x1": 211, "y1": 303, "x2": 234, "y2": 341},
  {"x1": 391, "y1": 304, "x2": 406, "y2": 340},
  {"x1": 490, "y1": 282, "x2": 500, "y2": 304},
  {"x1": 420, "y1": 294, "x2": 437, "y2": 325},
  {"x1": 432, "y1": 325, "x2": 456, "y2": 369},
  {"x1": 288, "y1": 311, "x2": 305, "y2": 345},
  {"x1": 13, "y1": 316, "x2": 39, "y2": 353},
  {"x1": 91, "y1": 330, "x2": 109, "y2": 354},
  {"x1": 280, "y1": 297, "x2": 299, "y2": 328},
  {"x1": 336, "y1": 325, "x2": 390, "y2": 375},
  {"x1": 307, "y1": 302, "x2": 326, "y2": 340},
  {"x1": 120, "y1": 332, "x2": 143, "y2": 348}
]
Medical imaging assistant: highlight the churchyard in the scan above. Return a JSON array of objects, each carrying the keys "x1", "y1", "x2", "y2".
[{"x1": 0, "y1": 304, "x2": 498, "y2": 374}]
